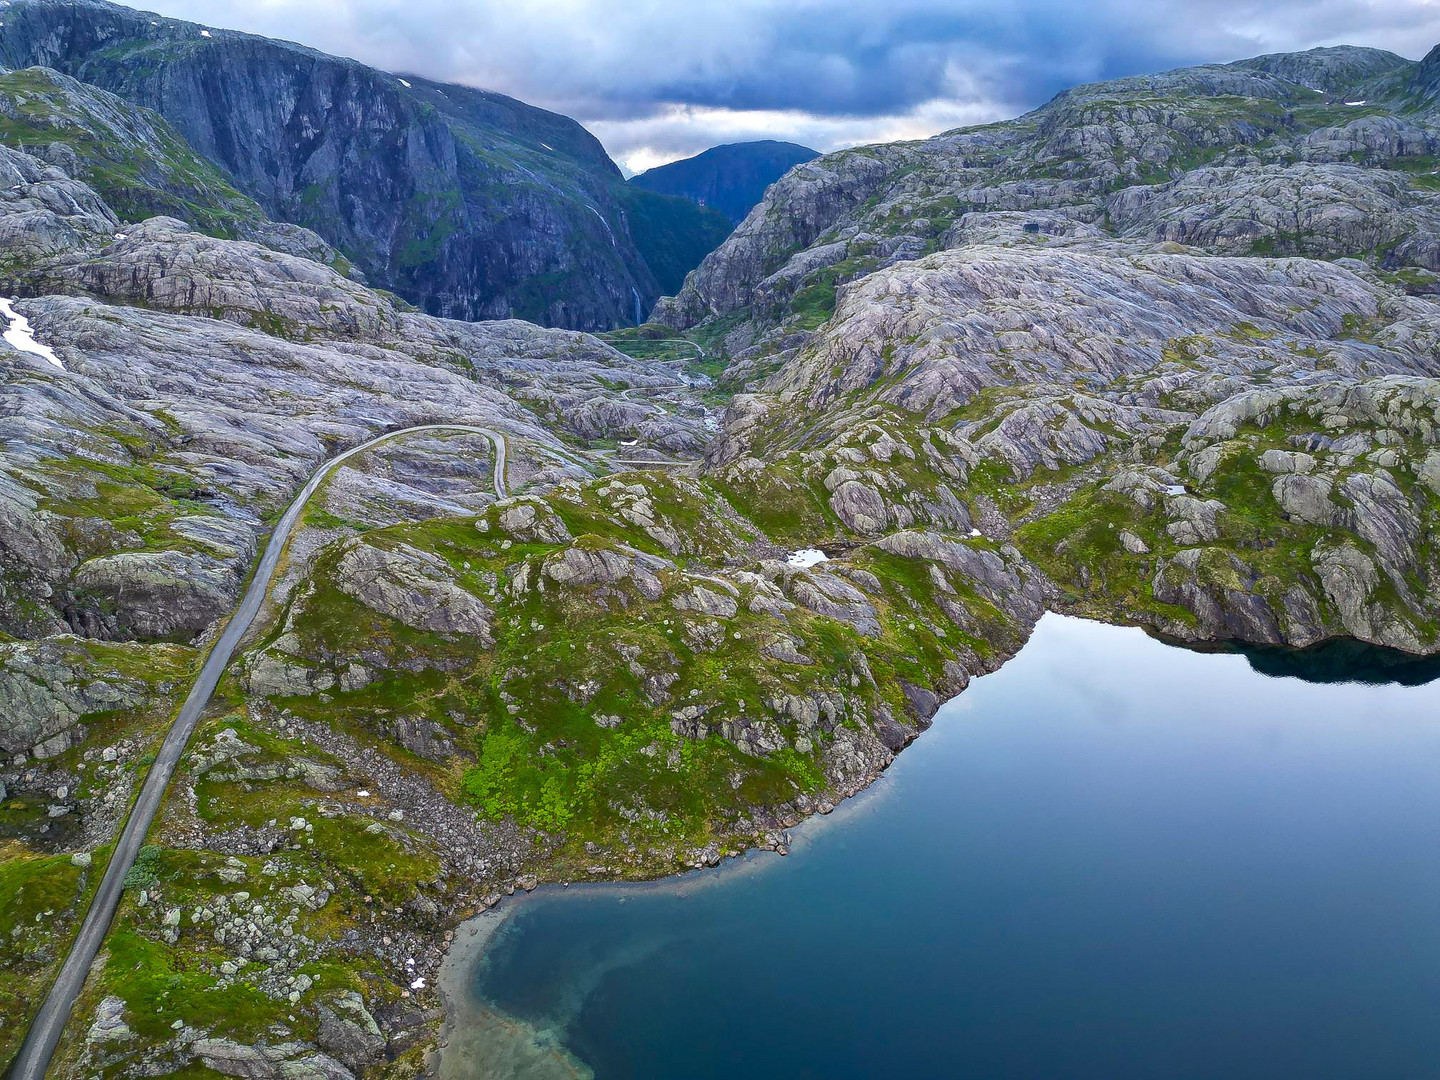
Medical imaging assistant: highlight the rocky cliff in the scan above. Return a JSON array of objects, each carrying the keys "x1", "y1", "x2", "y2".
[
  {"x1": 655, "y1": 45, "x2": 1440, "y2": 339},
  {"x1": 0, "y1": 0, "x2": 728, "y2": 329}
]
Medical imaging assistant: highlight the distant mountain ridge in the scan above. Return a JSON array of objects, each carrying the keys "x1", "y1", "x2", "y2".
[
  {"x1": 630, "y1": 140, "x2": 820, "y2": 225},
  {"x1": 1229, "y1": 43, "x2": 1411, "y2": 91},
  {"x1": 0, "y1": 0, "x2": 726, "y2": 329},
  {"x1": 658, "y1": 43, "x2": 1440, "y2": 336}
]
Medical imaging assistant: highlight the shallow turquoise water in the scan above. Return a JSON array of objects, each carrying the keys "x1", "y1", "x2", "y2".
[{"x1": 458, "y1": 615, "x2": 1440, "y2": 1079}]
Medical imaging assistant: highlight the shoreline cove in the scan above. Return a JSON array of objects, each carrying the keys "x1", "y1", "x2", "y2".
[
  {"x1": 431, "y1": 613, "x2": 1440, "y2": 1080},
  {"x1": 434, "y1": 772, "x2": 901, "y2": 1077}
]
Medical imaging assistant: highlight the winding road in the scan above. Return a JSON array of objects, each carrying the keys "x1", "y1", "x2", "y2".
[
  {"x1": 9, "y1": 424, "x2": 508, "y2": 1080},
  {"x1": 650, "y1": 338, "x2": 706, "y2": 365}
]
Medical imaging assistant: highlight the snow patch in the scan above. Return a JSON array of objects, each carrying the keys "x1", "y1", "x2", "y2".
[
  {"x1": 410, "y1": 977, "x2": 426, "y2": 990},
  {"x1": 968, "y1": 528, "x2": 982, "y2": 538},
  {"x1": 199, "y1": 28, "x2": 211, "y2": 37},
  {"x1": 0, "y1": 298, "x2": 64, "y2": 369},
  {"x1": 786, "y1": 548, "x2": 828, "y2": 569},
  {"x1": 398, "y1": 79, "x2": 411, "y2": 88},
  {"x1": 1163, "y1": 484, "x2": 1187, "y2": 496},
  {"x1": 1345, "y1": 100, "x2": 1367, "y2": 106},
  {"x1": 540, "y1": 142, "x2": 554, "y2": 151}
]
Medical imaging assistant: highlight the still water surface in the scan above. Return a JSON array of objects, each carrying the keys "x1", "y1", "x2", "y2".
[{"x1": 449, "y1": 614, "x2": 1440, "y2": 1079}]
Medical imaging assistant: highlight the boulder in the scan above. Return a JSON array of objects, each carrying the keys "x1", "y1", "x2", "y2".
[{"x1": 333, "y1": 541, "x2": 493, "y2": 642}]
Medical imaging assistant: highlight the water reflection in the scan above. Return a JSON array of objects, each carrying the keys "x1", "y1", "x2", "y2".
[{"x1": 1228, "y1": 636, "x2": 1440, "y2": 686}]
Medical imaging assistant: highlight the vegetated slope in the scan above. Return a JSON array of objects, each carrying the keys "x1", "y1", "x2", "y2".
[
  {"x1": 0, "y1": 66, "x2": 260, "y2": 237},
  {"x1": 629, "y1": 140, "x2": 820, "y2": 224},
  {"x1": 0, "y1": 65, "x2": 355, "y2": 267},
  {"x1": 0, "y1": 0, "x2": 727, "y2": 328},
  {"x1": 652, "y1": 43, "x2": 1440, "y2": 660},
  {"x1": 615, "y1": 184, "x2": 732, "y2": 296}
]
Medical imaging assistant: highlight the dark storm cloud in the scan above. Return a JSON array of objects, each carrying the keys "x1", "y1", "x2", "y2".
[{"x1": 132, "y1": 0, "x2": 1440, "y2": 169}]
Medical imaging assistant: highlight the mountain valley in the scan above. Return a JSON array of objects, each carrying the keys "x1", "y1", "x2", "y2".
[{"x1": 0, "y1": 11, "x2": 1438, "y2": 1079}]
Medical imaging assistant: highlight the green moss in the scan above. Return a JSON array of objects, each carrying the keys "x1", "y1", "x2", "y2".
[
  {"x1": 309, "y1": 817, "x2": 441, "y2": 904},
  {"x1": 790, "y1": 277, "x2": 837, "y2": 329},
  {"x1": 965, "y1": 459, "x2": 1032, "y2": 517},
  {"x1": 1339, "y1": 312, "x2": 1386, "y2": 343},
  {"x1": 102, "y1": 925, "x2": 283, "y2": 1042},
  {"x1": 1385, "y1": 154, "x2": 1440, "y2": 190},
  {"x1": 0, "y1": 69, "x2": 264, "y2": 236},
  {"x1": 0, "y1": 846, "x2": 103, "y2": 1066},
  {"x1": 597, "y1": 330, "x2": 719, "y2": 381},
  {"x1": 710, "y1": 466, "x2": 838, "y2": 544},
  {"x1": 784, "y1": 254, "x2": 881, "y2": 331},
  {"x1": 301, "y1": 504, "x2": 366, "y2": 532},
  {"x1": 1229, "y1": 321, "x2": 1277, "y2": 341},
  {"x1": 1248, "y1": 231, "x2": 1307, "y2": 257},
  {"x1": 0, "y1": 851, "x2": 85, "y2": 943},
  {"x1": 393, "y1": 189, "x2": 463, "y2": 268}
]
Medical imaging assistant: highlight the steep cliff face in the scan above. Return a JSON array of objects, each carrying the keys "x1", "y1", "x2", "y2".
[
  {"x1": 0, "y1": 66, "x2": 264, "y2": 236},
  {"x1": 0, "y1": 0, "x2": 724, "y2": 329},
  {"x1": 1409, "y1": 42, "x2": 1440, "y2": 107}
]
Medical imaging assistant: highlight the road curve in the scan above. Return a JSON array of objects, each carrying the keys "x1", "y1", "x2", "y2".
[
  {"x1": 652, "y1": 338, "x2": 705, "y2": 363},
  {"x1": 8, "y1": 423, "x2": 507, "y2": 1080}
]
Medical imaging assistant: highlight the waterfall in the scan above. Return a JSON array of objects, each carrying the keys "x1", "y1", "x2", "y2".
[
  {"x1": 632, "y1": 288, "x2": 643, "y2": 326},
  {"x1": 586, "y1": 205, "x2": 618, "y2": 249}
]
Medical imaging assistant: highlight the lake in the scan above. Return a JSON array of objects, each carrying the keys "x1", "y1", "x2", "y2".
[{"x1": 441, "y1": 614, "x2": 1440, "y2": 1080}]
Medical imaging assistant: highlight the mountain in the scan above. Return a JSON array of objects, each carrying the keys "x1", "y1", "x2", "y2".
[
  {"x1": 3, "y1": 35, "x2": 1440, "y2": 1080},
  {"x1": 650, "y1": 41, "x2": 1440, "y2": 656},
  {"x1": 0, "y1": 65, "x2": 355, "y2": 267},
  {"x1": 657, "y1": 45, "x2": 1434, "y2": 336},
  {"x1": 0, "y1": 0, "x2": 727, "y2": 328},
  {"x1": 629, "y1": 140, "x2": 820, "y2": 224},
  {"x1": 615, "y1": 184, "x2": 732, "y2": 296},
  {"x1": 0, "y1": 66, "x2": 261, "y2": 237}
]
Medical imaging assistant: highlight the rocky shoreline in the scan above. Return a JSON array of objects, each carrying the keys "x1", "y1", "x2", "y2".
[{"x1": 429, "y1": 790, "x2": 874, "y2": 1080}]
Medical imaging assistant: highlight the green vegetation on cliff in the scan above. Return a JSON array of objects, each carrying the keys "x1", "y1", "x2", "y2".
[{"x1": 0, "y1": 67, "x2": 263, "y2": 236}]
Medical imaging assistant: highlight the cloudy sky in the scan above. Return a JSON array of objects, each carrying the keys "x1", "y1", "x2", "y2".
[{"x1": 135, "y1": 0, "x2": 1440, "y2": 174}]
